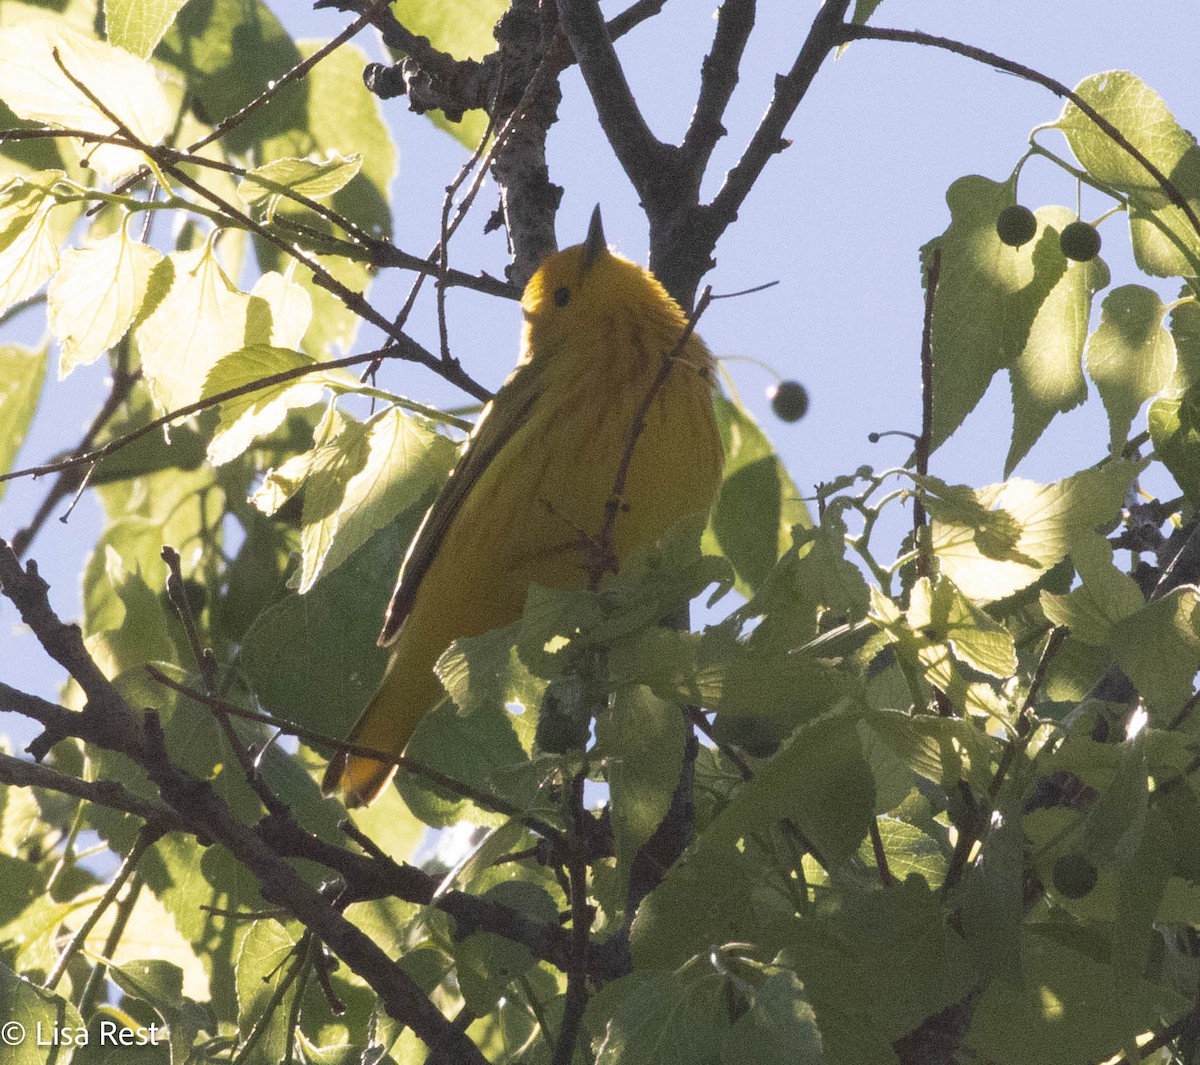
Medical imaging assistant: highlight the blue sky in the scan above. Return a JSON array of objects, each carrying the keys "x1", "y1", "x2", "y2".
[{"x1": 2, "y1": 2, "x2": 1195, "y2": 749}]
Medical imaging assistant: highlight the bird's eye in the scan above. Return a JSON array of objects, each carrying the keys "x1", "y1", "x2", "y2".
[{"x1": 553, "y1": 286, "x2": 571, "y2": 308}]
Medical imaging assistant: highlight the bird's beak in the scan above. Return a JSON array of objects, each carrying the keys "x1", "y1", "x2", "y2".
[{"x1": 581, "y1": 205, "x2": 606, "y2": 275}]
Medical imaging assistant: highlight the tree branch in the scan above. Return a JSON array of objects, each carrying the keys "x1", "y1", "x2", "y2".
[
  {"x1": 556, "y1": 0, "x2": 670, "y2": 208},
  {"x1": 706, "y1": 0, "x2": 852, "y2": 242},
  {"x1": 680, "y1": 0, "x2": 756, "y2": 179}
]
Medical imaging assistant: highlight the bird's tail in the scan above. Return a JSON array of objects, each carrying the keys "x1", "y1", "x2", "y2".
[
  {"x1": 320, "y1": 699, "x2": 402, "y2": 808},
  {"x1": 321, "y1": 645, "x2": 439, "y2": 806}
]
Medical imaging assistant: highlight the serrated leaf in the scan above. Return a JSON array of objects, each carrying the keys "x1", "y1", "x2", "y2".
[
  {"x1": 596, "y1": 970, "x2": 727, "y2": 1065},
  {"x1": 385, "y1": 0, "x2": 506, "y2": 148},
  {"x1": 632, "y1": 713, "x2": 874, "y2": 967},
  {"x1": 49, "y1": 222, "x2": 161, "y2": 376},
  {"x1": 295, "y1": 407, "x2": 457, "y2": 591},
  {"x1": 1005, "y1": 205, "x2": 1104, "y2": 473},
  {"x1": 248, "y1": 266, "x2": 312, "y2": 350},
  {"x1": 1085, "y1": 284, "x2": 1175, "y2": 448},
  {"x1": 105, "y1": 0, "x2": 188, "y2": 58},
  {"x1": 927, "y1": 460, "x2": 1142, "y2": 603},
  {"x1": 921, "y1": 176, "x2": 1098, "y2": 451},
  {"x1": 786, "y1": 877, "x2": 974, "y2": 1044},
  {"x1": 721, "y1": 969, "x2": 825, "y2": 1064},
  {"x1": 1057, "y1": 71, "x2": 1200, "y2": 277},
  {"x1": 0, "y1": 24, "x2": 171, "y2": 181},
  {"x1": 1149, "y1": 385, "x2": 1200, "y2": 503},
  {"x1": 965, "y1": 924, "x2": 1188, "y2": 1064},
  {"x1": 707, "y1": 395, "x2": 811, "y2": 594},
  {"x1": 1040, "y1": 533, "x2": 1143, "y2": 646},
  {"x1": 202, "y1": 345, "x2": 327, "y2": 466},
  {"x1": 0, "y1": 961, "x2": 85, "y2": 1065},
  {"x1": 907, "y1": 575, "x2": 1017, "y2": 678},
  {"x1": 596, "y1": 684, "x2": 687, "y2": 901},
  {"x1": 0, "y1": 172, "x2": 62, "y2": 317},
  {"x1": 135, "y1": 242, "x2": 255, "y2": 413},
  {"x1": 1113, "y1": 586, "x2": 1200, "y2": 719},
  {"x1": 239, "y1": 154, "x2": 363, "y2": 221},
  {"x1": 235, "y1": 920, "x2": 298, "y2": 1065},
  {"x1": 257, "y1": 40, "x2": 396, "y2": 355},
  {"x1": 0, "y1": 344, "x2": 45, "y2": 502}
]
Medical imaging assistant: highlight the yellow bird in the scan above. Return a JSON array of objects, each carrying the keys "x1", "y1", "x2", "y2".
[{"x1": 323, "y1": 210, "x2": 724, "y2": 806}]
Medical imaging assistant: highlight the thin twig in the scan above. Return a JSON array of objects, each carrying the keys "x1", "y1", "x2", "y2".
[
  {"x1": 588, "y1": 286, "x2": 714, "y2": 588},
  {"x1": 551, "y1": 771, "x2": 593, "y2": 1065},
  {"x1": 48, "y1": 51, "x2": 490, "y2": 401},
  {"x1": 556, "y1": 0, "x2": 667, "y2": 206},
  {"x1": 143, "y1": 666, "x2": 567, "y2": 848},
  {"x1": 76, "y1": 870, "x2": 145, "y2": 1017},
  {"x1": 0, "y1": 749, "x2": 186, "y2": 831},
  {"x1": 988, "y1": 627, "x2": 1068, "y2": 802},
  {"x1": 45, "y1": 822, "x2": 165, "y2": 990},
  {"x1": 839, "y1": 24, "x2": 1200, "y2": 245},
  {"x1": 11, "y1": 367, "x2": 140, "y2": 557},
  {"x1": 0, "y1": 344, "x2": 479, "y2": 487},
  {"x1": 912, "y1": 246, "x2": 940, "y2": 580},
  {"x1": 707, "y1": 0, "x2": 853, "y2": 238}
]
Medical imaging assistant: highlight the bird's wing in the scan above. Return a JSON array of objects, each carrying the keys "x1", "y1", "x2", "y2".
[{"x1": 378, "y1": 359, "x2": 546, "y2": 645}]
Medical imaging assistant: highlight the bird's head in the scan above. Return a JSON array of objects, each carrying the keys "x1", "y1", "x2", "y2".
[{"x1": 521, "y1": 207, "x2": 681, "y2": 362}]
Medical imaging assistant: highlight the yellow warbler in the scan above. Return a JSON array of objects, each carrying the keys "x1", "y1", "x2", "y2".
[{"x1": 322, "y1": 210, "x2": 723, "y2": 807}]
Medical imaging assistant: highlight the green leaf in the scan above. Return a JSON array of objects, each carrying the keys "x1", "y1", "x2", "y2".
[
  {"x1": 0, "y1": 344, "x2": 45, "y2": 501},
  {"x1": 720, "y1": 969, "x2": 824, "y2": 1064},
  {"x1": 866, "y1": 818, "x2": 948, "y2": 888},
  {"x1": 631, "y1": 713, "x2": 874, "y2": 968},
  {"x1": 239, "y1": 517, "x2": 411, "y2": 746},
  {"x1": 304, "y1": 408, "x2": 457, "y2": 592},
  {"x1": 595, "y1": 970, "x2": 727, "y2": 1065},
  {"x1": 1085, "y1": 284, "x2": 1176, "y2": 448},
  {"x1": 0, "y1": 172, "x2": 62, "y2": 317},
  {"x1": 239, "y1": 154, "x2": 363, "y2": 221},
  {"x1": 0, "y1": 24, "x2": 171, "y2": 181},
  {"x1": 202, "y1": 345, "x2": 328, "y2": 466},
  {"x1": 1005, "y1": 205, "x2": 1104, "y2": 473},
  {"x1": 235, "y1": 920, "x2": 299, "y2": 1065},
  {"x1": 1057, "y1": 71, "x2": 1200, "y2": 277},
  {"x1": 396, "y1": 694, "x2": 534, "y2": 828},
  {"x1": 596, "y1": 684, "x2": 687, "y2": 900},
  {"x1": 257, "y1": 406, "x2": 456, "y2": 593},
  {"x1": 1111, "y1": 818, "x2": 1173, "y2": 1059},
  {"x1": 104, "y1": 0, "x2": 186, "y2": 58},
  {"x1": 50, "y1": 223, "x2": 161, "y2": 378},
  {"x1": 135, "y1": 243, "x2": 256, "y2": 413},
  {"x1": 707, "y1": 395, "x2": 811, "y2": 594},
  {"x1": 258, "y1": 40, "x2": 396, "y2": 355},
  {"x1": 907, "y1": 575, "x2": 1017, "y2": 678},
  {"x1": 964, "y1": 924, "x2": 1187, "y2": 1064},
  {"x1": 1149, "y1": 384, "x2": 1200, "y2": 503},
  {"x1": 157, "y1": 0, "x2": 302, "y2": 155},
  {"x1": 851, "y1": 0, "x2": 885, "y2": 26},
  {"x1": 0, "y1": 960, "x2": 86, "y2": 1065},
  {"x1": 926, "y1": 460, "x2": 1142, "y2": 603},
  {"x1": 1113, "y1": 586, "x2": 1200, "y2": 719},
  {"x1": 921, "y1": 176, "x2": 1101, "y2": 452},
  {"x1": 958, "y1": 792, "x2": 1025, "y2": 982},
  {"x1": 863, "y1": 709, "x2": 997, "y2": 794},
  {"x1": 785, "y1": 877, "x2": 975, "y2": 1044},
  {"x1": 1040, "y1": 533, "x2": 1143, "y2": 645}
]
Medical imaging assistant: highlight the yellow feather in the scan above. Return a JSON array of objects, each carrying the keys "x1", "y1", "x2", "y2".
[{"x1": 323, "y1": 224, "x2": 723, "y2": 806}]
